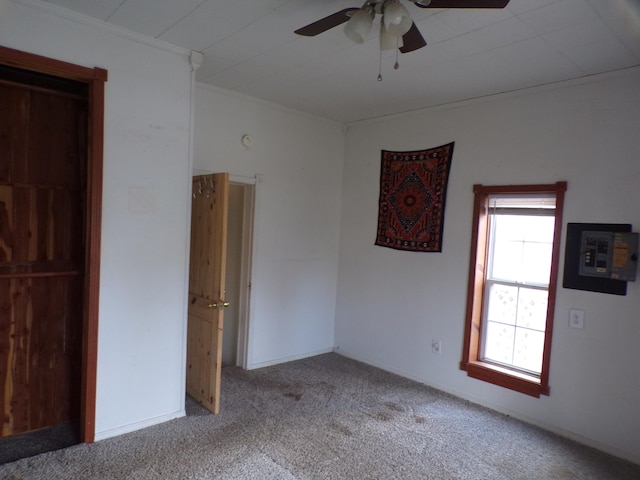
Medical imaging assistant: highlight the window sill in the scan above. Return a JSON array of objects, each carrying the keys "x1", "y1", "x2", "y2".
[{"x1": 462, "y1": 360, "x2": 549, "y2": 398}]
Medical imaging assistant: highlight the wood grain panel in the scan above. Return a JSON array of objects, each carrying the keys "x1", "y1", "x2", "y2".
[
  {"x1": 1, "y1": 45, "x2": 106, "y2": 444},
  {"x1": 189, "y1": 175, "x2": 229, "y2": 301},
  {"x1": 3, "y1": 278, "x2": 29, "y2": 435},
  {"x1": 0, "y1": 85, "x2": 28, "y2": 183},
  {"x1": 0, "y1": 75, "x2": 86, "y2": 438},
  {"x1": 27, "y1": 91, "x2": 85, "y2": 188},
  {"x1": 0, "y1": 185, "x2": 14, "y2": 262},
  {"x1": 0, "y1": 185, "x2": 82, "y2": 274},
  {"x1": 0, "y1": 279, "x2": 10, "y2": 433},
  {"x1": 186, "y1": 311, "x2": 214, "y2": 403},
  {"x1": 2, "y1": 276, "x2": 82, "y2": 435},
  {"x1": 186, "y1": 173, "x2": 228, "y2": 414}
]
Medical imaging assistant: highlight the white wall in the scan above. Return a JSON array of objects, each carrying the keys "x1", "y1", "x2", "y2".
[
  {"x1": 335, "y1": 67, "x2": 640, "y2": 463},
  {"x1": 5, "y1": 0, "x2": 639, "y2": 462},
  {"x1": 1, "y1": 0, "x2": 194, "y2": 439},
  {"x1": 193, "y1": 85, "x2": 344, "y2": 368}
]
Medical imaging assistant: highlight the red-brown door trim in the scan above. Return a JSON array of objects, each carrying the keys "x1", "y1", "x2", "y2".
[{"x1": 0, "y1": 45, "x2": 106, "y2": 443}]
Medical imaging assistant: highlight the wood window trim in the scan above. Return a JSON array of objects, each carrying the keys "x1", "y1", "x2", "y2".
[
  {"x1": 460, "y1": 182, "x2": 567, "y2": 398},
  {"x1": 0, "y1": 45, "x2": 107, "y2": 442}
]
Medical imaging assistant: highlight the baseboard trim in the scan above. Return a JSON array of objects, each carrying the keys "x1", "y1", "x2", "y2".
[
  {"x1": 247, "y1": 347, "x2": 334, "y2": 370},
  {"x1": 94, "y1": 409, "x2": 186, "y2": 442}
]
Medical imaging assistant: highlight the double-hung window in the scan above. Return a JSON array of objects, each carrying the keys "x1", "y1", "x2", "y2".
[{"x1": 460, "y1": 182, "x2": 566, "y2": 397}]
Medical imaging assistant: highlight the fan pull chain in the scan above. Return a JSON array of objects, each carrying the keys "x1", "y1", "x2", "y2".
[{"x1": 379, "y1": 38, "x2": 403, "y2": 80}]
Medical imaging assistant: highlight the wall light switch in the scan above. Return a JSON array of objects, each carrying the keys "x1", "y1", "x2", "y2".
[{"x1": 569, "y1": 309, "x2": 585, "y2": 329}]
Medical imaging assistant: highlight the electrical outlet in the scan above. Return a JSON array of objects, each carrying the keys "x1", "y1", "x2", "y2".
[
  {"x1": 431, "y1": 340, "x2": 442, "y2": 354},
  {"x1": 569, "y1": 309, "x2": 585, "y2": 329}
]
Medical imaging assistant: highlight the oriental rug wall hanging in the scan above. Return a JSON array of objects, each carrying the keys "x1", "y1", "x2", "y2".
[{"x1": 375, "y1": 142, "x2": 454, "y2": 252}]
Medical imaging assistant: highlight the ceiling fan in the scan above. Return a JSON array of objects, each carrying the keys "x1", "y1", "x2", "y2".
[{"x1": 295, "y1": 0, "x2": 510, "y2": 77}]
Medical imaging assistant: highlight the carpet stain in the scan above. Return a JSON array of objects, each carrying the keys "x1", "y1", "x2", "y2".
[
  {"x1": 329, "y1": 421, "x2": 353, "y2": 436},
  {"x1": 413, "y1": 415, "x2": 426, "y2": 424},
  {"x1": 371, "y1": 411, "x2": 393, "y2": 421},
  {"x1": 548, "y1": 466, "x2": 580, "y2": 479},
  {"x1": 384, "y1": 402, "x2": 405, "y2": 412},
  {"x1": 284, "y1": 392, "x2": 303, "y2": 401}
]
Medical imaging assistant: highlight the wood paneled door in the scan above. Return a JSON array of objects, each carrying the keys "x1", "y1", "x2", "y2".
[
  {"x1": 0, "y1": 47, "x2": 106, "y2": 444},
  {"x1": 187, "y1": 173, "x2": 229, "y2": 414}
]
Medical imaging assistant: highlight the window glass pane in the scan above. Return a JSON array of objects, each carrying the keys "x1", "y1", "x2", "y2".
[
  {"x1": 487, "y1": 283, "x2": 518, "y2": 325},
  {"x1": 521, "y1": 242, "x2": 553, "y2": 285},
  {"x1": 494, "y1": 215, "x2": 527, "y2": 241},
  {"x1": 512, "y1": 328, "x2": 545, "y2": 373},
  {"x1": 490, "y1": 214, "x2": 555, "y2": 284},
  {"x1": 484, "y1": 321, "x2": 515, "y2": 365},
  {"x1": 523, "y1": 216, "x2": 555, "y2": 243},
  {"x1": 516, "y1": 288, "x2": 548, "y2": 331},
  {"x1": 490, "y1": 240, "x2": 523, "y2": 281}
]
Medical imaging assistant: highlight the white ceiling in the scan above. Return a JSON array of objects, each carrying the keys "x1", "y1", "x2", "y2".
[{"x1": 43, "y1": 0, "x2": 640, "y2": 123}]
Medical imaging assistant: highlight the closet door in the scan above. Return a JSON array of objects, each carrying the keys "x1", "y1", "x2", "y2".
[{"x1": 0, "y1": 71, "x2": 87, "y2": 437}]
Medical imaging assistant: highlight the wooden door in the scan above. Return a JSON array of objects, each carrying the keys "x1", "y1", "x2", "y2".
[
  {"x1": 0, "y1": 67, "x2": 87, "y2": 437},
  {"x1": 186, "y1": 173, "x2": 229, "y2": 414}
]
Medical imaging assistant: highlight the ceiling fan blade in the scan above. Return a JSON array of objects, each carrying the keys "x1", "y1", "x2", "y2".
[
  {"x1": 413, "y1": 0, "x2": 510, "y2": 8},
  {"x1": 399, "y1": 22, "x2": 427, "y2": 53},
  {"x1": 295, "y1": 8, "x2": 359, "y2": 36}
]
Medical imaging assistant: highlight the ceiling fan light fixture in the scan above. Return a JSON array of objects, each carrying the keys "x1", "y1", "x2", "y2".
[
  {"x1": 383, "y1": 0, "x2": 412, "y2": 38},
  {"x1": 380, "y1": 23, "x2": 402, "y2": 51},
  {"x1": 344, "y1": 7, "x2": 374, "y2": 44},
  {"x1": 295, "y1": 0, "x2": 511, "y2": 79}
]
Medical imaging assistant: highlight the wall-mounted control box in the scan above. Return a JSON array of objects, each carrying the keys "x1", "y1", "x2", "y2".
[
  {"x1": 564, "y1": 223, "x2": 636, "y2": 295},
  {"x1": 579, "y1": 231, "x2": 638, "y2": 281}
]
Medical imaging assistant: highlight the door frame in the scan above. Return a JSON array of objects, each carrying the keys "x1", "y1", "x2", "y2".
[
  {"x1": 230, "y1": 177, "x2": 256, "y2": 369},
  {"x1": 0, "y1": 46, "x2": 106, "y2": 443}
]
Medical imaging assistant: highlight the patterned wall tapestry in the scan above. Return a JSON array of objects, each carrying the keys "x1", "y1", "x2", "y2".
[{"x1": 375, "y1": 142, "x2": 454, "y2": 252}]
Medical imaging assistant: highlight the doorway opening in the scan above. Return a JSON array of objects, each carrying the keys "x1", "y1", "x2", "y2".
[{"x1": 223, "y1": 181, "x2": 255, "y2": 368}]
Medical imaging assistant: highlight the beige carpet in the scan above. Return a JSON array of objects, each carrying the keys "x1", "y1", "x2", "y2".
[{"x1": 1, "y1": 353, "x2": 638, "y2": 479}]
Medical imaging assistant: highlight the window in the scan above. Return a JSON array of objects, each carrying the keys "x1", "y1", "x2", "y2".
[{"x1": 460, "y1": 182, "x2": 567, "y2": 397}]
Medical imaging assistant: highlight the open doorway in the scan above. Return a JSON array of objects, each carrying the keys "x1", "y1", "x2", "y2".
[{"x1": 223, "y1": 181, "x2": 255, "y2": 368}]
